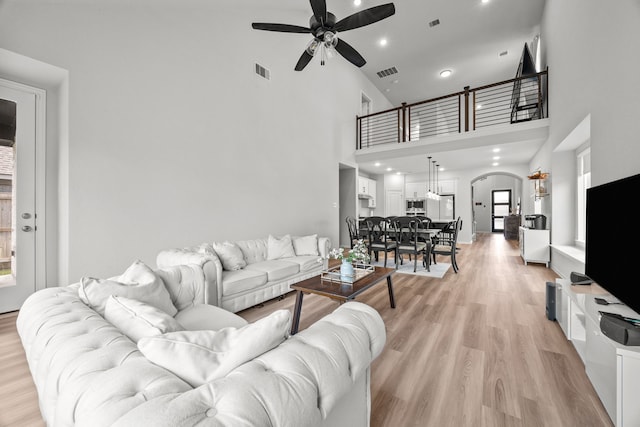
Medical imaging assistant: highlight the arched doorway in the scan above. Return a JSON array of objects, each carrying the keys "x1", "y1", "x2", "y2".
[{"x1": 471, "y1": 172, "x2": 523, "y2": 238}]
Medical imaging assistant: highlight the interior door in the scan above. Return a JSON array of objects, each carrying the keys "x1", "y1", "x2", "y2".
[{"x1": 0, "y1": 82, "x2": 38, "y2": 313}]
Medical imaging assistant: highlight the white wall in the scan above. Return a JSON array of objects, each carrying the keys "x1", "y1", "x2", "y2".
[
  {"x1": 0, "y1": 1, "x2": 392, "y2": 282},
  {"x1": 538, "y1": 0, "x2": 640, "y2": 249}
]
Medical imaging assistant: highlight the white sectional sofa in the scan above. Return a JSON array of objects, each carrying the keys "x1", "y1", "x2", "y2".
[
  {"x1": 17, "y1": 262, "x2": 386, "y2": 427},
  {"x1": 157, "y1": 234, "x2": 331, "y2": 313}
]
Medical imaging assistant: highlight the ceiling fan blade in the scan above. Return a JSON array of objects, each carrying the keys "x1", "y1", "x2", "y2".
[
  {"x1": 251, "y1": 23, "x2": 311, "y2": 33},
  {"x1": 334, "y1": 39, "x2": 366, "y2": 68},
  {"x1": 334, "y1": 3, "x2": 396, "y2": 32},
  {"x1": 309, "y1": 0, "x2": 327, "y2": 24},
  {"x1": 295, "y1": 50, "x2": 315, "y2": 71}
]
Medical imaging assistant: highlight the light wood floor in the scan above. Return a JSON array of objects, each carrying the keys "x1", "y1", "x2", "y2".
[{"x1": 0, "y1": 233, "x2": 613, "y2": 427}]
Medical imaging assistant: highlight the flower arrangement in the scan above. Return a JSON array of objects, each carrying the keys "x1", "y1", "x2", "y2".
[{"x1": 328, "y1": 239, "x2": 371, "y2": 264}]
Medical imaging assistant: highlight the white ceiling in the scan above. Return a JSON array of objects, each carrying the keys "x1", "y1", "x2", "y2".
[{"x1": 248, "y1": 0, "x2": 547, "y2": 174}]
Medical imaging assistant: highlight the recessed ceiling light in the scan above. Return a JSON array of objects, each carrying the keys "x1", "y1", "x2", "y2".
[
  {"x1": 492, "y1": 162, "x2": 499, "y2": 166},
  {"x1": 440, "y1": 69, "x2": 452, "y2": 78},
  {"x1": 386, "y1": 167, "x2": 392, "y2": 172},
  {"x1": 482, "y1": 0, "x2": 490, "y2": 4},
  {"x1": 396, "y1": 172, "x2": 402, "y2": 175},
  {"x1": 492, "y1": 148, "x2": 501, "y2": 153},
  {"x1": 385, "y1": 88, "x2": 391, "y2": 92},
  {"x1": 493, "y1": 156, "x2": 500, "y2": 160},
  {"x1": 374, "y1": 162, "x2": 381, "y2": 167},
  {"x1": 392, "y1": 79, "x2": 399, "y2": 84},
  {"x1": 379, "y1": 38, "x2": 388, "y2": 47},
  {"x1": 353, "y1": 0, "x2": 361, "y2": 5}
]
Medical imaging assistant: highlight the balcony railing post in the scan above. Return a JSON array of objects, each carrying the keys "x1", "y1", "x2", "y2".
[
  {"x1": 356, "y1": 116, "x2": 360, "y2": 149},
  {"x1": 401, "y1": 102, "x2": 407, "y2": 142},
  {"x1": 464, "y1": 86, "x2": 470, "y2": 132}
]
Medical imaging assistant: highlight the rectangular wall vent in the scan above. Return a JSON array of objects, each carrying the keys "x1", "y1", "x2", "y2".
[
  {"x1": 255, "y1": 63, "x2": 270, "y2": 80},
  {"x1": 428, "y1": 19, "x2": 440, "y2": 28},
  {"x1": 376, "y1": 66, "x2": 398, "y2": 78}
]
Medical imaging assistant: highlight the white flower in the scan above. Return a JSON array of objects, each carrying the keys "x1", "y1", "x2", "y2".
[{"x1": 328, "y1": 240, "x2": 370, "y2": 263}]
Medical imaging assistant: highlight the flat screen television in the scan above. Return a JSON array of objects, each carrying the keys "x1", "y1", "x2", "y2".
[{"x1": 585, "y1": 172, "x2": 640, "y2": 316}]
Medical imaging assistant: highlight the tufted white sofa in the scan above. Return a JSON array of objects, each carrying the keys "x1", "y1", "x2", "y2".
[
  {"x1": 156, "y1": 235, "x2": 331, "y2": 313},
  {"x1": 17, "y1": 263, "x2": 386, "y2": 427}
]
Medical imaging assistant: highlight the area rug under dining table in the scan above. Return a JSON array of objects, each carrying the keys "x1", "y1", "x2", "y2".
[{"x1": 369, "y1": 259, "x2": 451, "y2": 278}]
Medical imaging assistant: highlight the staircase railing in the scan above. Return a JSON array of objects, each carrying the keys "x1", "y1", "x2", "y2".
[{"x1": 356, "y1": 68, "x2": 548, "y2": 149}]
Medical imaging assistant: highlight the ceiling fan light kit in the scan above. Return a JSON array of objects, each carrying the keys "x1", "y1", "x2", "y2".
[{"x1": 251, "y1": 0, "x2": 396, "y2": 71}]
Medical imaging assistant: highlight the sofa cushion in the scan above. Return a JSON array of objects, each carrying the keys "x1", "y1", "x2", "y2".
[
  {"x1": 212, "y1": 241, "x2": 247, "y2": 271},
  {"x1": 281, "y1": 255, "x2": 323, "y2": 272},
  {"x1": 222, "y1": 269, "x2": 268, "y2": 296},
  {"x1": 79, "y1": 260, "x2": 178, "y2": 316},
  {"x1": 175, "y1": 304, "x2": 248, "y2": 331},
  {"x1": 267, "y1": 234, "x2": 296, "y2": 260},
  {"x1": 104, "y1": 295, "x2": 183, "y2": 343},
  {"x1": 245, "y1": 260, "x2": 300, "y2": 281},
  {"x1": 292, "y1": 234, "x2": 319, "y2": 256},
  {"x1": 137, "y1": 310, "x2": 291, "y2": 387}
]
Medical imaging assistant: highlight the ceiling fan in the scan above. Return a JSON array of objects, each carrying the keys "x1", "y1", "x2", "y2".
[{"x1": 251, "y1": 0, "x2": 395, "y2": 71}]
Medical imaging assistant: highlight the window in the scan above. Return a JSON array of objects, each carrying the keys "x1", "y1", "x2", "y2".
[{"x1": 576, "y1": 146, "x2": 591, "y2": 247}]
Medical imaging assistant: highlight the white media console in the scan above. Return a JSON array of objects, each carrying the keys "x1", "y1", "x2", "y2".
[{"x1": 555, "y1": 278, "x2": 640, "y2": 426}]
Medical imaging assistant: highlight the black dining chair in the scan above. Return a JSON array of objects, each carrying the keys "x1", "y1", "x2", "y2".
[
  {"x1": 365, "y1": 216, "x2": 398, "y2": 268},
  {"x1": 345, "y1": 216, "x2": 360, "y2": 248},
  {"x1": 393, "y1": 217, "x2": 430, "y2": 272},
  {"x1": 431, "y1": 216, "x2": 462, "y2": 273}
]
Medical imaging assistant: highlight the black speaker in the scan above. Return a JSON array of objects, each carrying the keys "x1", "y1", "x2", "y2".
[
  {"x1": 546, "y1": 281, "x2": 556, "y2": 321},
  {"x1": 600, "y1": 312, "x2": 640, "y2": 346}
]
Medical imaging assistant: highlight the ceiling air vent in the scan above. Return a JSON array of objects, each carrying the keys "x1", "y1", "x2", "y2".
[
  {"x1": 499, "y1": 50, "x2": 508, "y2": 57},
  {"x1": 255, "y1": 63, "x2": 270, "y2": 80},
  {"x1": 376, "y1": 66, "x2": 398, "y2": 78},
  {"x1": 428, "y1": 19, "x2": 440, "y2": 28}
]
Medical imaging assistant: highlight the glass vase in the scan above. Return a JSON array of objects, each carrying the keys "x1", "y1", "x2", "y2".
[{"x1": 340, "y1": 259, "x2": 355, "y2": 283}]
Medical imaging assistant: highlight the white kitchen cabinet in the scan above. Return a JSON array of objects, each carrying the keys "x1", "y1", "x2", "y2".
[
  {"x1": 438, "y1": 179, "x2": 457, "y2": 194},
  {"x1": 405, "y1": 182, "x2": 426, "y2": 199},
  {"x1": 518, "y1": 226, "x2": 549, "y2": 266},
  {"x1": 358, "y1": 176, "x2": 377, "y2": 208},
  {"x1": 368, "y1": 180, "x2": 377, "y2": 208},
  {"x1": 358, "y1": 176, "x2": 369, "y2": 196}
]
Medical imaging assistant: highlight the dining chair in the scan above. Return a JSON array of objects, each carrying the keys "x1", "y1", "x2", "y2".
[
  {"x1": 431, "y1": 216, "x2": 462, "y2": 273},
  {"x1": 365, "y1": 216, "x2": 398, "y2": 268},
  {"x1": 345, "y1": 216, "x2": 360, "y2": 248},
  {"x1": 393, "y1": 217, "x2": 430, "y2": 272}
]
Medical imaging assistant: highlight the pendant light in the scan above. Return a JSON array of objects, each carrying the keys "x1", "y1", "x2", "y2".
[
  {"x1": 426, "y1": 156, "x2": 441, "y2": 201},
  {"x1": 427, "y1": 156, "x2": 432, "y2": 197}
]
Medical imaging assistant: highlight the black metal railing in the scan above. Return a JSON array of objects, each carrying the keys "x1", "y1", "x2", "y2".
[{"x1": 356, "y1": 69, "x2": 548, "y2": 149}]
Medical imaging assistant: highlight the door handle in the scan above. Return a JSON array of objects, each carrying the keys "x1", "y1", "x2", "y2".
[{"x1": 22, "y1": 225, "x2": 33, "y2": 232}]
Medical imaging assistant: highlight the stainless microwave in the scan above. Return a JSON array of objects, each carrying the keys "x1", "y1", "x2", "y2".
[{"x1": 406, "y1": 199, "x2": 425, "y2": 210}]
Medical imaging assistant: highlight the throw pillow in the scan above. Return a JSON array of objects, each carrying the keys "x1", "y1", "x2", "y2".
[
  {"x1": 78, "y1": 259, "x2": 178, "y2": 317},
  {"x1": 212, "y1": 241, "x2": 247, "y2": 271},
  {"x1": 267, "y1": 234, "x2": 296, "y2": 260},
  {"x1": 104, "y1": 295, "x2": 183, "y2": 343},
  {"x1": 137, "y1": 309, "x2": 291, "y2": 387},
  {"x1": 292, "y1": 234, "x2": 319, "y2": 256}
]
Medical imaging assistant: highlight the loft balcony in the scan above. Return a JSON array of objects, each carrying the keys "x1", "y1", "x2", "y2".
[{"x1": 355, "y1": 69, "x2": 549, "y2": 166}]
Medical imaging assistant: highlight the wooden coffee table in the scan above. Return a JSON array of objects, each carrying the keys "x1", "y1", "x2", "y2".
[{"x1": 290, "y1": 266, "x2": 396, "y2": 335}]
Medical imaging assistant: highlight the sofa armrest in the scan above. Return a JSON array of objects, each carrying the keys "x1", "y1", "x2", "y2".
[
  {"x1": 110, "y1": 301, "x2": 386, "y2": 427},
  {"x1": 156, "y1": 249, "x2": 223, "y2": 307},
  {"x1": 318, "y1": 237, "x2": 331, "y2": 268}
]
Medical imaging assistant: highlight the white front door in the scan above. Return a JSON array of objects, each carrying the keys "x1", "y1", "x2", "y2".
[{"x1": 0, "y1": 81, "x2": 39, "y2": 313}]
